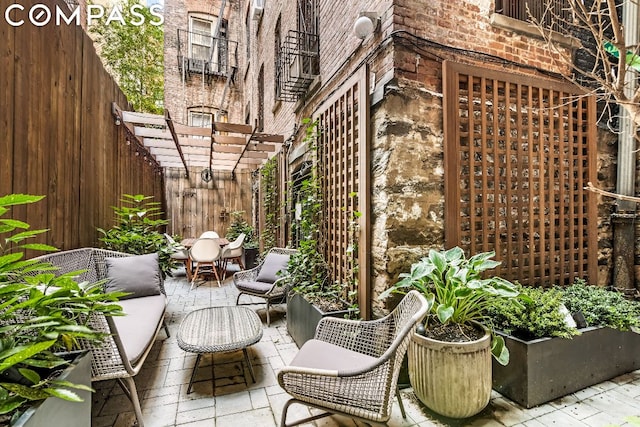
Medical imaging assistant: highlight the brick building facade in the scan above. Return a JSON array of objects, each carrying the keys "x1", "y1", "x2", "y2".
[{"x1": 164, "y1": 0, "x2": 621, "y2": 318}]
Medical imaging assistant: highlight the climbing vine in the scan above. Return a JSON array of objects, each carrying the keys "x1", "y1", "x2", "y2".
[{"x1": 260, "y1": 157, "x2": 279, "y2": 252}]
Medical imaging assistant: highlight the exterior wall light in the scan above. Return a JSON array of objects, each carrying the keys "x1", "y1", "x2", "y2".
[{"x1": 353, "y1": 12, "x2": 379, "y2": 39}]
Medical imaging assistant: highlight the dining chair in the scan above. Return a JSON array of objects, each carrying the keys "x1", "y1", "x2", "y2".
[
  {"x1": 164, "y1": 233, "x2": 191, "y2": 279},
  {"x1": 189, "y1": 238, "x2": 223, "y2": 288},
  {"x1": 199, "y1": 231, "x2": 220, "y2": 239},
  {"x1": 220, "y1": 233, "x2": 246, "y2": 277}
]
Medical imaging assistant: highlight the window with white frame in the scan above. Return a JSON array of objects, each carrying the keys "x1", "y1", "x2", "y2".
[
  {"x1": 189, "y1": 110, "x2": 213, "y2": 128},
  {"x1": 189, "y1": 17, "x2": 213, "y2": 61}
]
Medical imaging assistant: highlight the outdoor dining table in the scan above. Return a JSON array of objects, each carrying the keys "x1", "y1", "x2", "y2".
[{"x1": 180, "y1": 237, "x2": 230, "y2": 280}]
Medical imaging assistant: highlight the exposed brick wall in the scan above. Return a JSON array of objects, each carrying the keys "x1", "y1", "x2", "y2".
[
  {"x1": 392, "y1": 0, "x2": 571, "y2": 76},
  {"x1": 164, "y1": 0, "x2": 244, "y2": 124}
]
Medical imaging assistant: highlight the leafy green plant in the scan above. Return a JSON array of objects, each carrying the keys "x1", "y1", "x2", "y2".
[
  {"x1": 0, "y1": 194, "x2": 124, "y2": 424},
  {"x1": 380, "y1": 247, "x2": 523, "y2": 365},
  {"x1": 562, "y1": 281, "x2": 640, "y2": 331},
  {"x1": 261, "y1": 158, "x2": 279, "y2": 252},
  {"x1": 488, "y1": 285, "x2": 580, "y2": 340},
  {"x1": 285, "y1": 120, "x2": 358, "y2": 317},
  {"x1": 225, "y1": 211, "x2": 258, "y2": 249},
  {"x1": 97, "y1": 194, "x2": 176, "y2": 277},
  {"x1": 88, "y1": 0, "x2": 164, "y2": 114}
]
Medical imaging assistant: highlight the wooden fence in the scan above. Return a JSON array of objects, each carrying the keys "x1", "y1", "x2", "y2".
[
  {"x1": 0, "y1": 0, "x2": 164, "y2": 252},
  {"x1": 164, "y1": 168, "x2": 253, "y2": 239}
]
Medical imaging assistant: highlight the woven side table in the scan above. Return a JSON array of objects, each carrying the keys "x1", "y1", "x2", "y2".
[{"x1": 177, "y1": 306, "x2": 263, "y2": 394}]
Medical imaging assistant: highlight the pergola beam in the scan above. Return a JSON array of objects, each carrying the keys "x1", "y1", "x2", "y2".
[{"x1": 118, "y1": 107, "x2": 284, "y2": 172}]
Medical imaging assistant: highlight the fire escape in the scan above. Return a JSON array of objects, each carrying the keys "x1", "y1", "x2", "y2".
[{"x1": 276, "y1": 0, "x2": 320, "y2": 102}]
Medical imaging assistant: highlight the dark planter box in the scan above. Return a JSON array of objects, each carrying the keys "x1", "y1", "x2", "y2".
[
  {"x1": 14, "y1": 351, "x2": 92, "y2": 427},
  {"x1": 243, "y1": 247, "x2": 259, "y2": 270},
  {"x1": 287, "y1": 292, "x2": 350, "y2": 348},
  {"x1": 492, "y1": 327, "x2": 640, "y2": 408}
]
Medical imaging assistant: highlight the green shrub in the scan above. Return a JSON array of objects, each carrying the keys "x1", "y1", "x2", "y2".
[
  {"x1": 97, "y1": 194, "x2": 176, "y2": 277},
  {"x1": 561, "y1": 281, "x2": 640, "y2": 331},
  {"x1": 225, "y1": 211, "x2": 258, "y2": 249},
  {"x1": 488, "y1": 285, "x2": 580, "y2": 340}
]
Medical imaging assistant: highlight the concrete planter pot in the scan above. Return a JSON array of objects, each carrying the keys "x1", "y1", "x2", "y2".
[
  {"x1": 286, "y1": 292, "x2": 350, "y2": 348},
  {"x1": 13, "y1": 351, "x2": 92, "y2": 427},
  {"x1": 409, "y1": 327, "x2": 492, "y2": 418},
  {"x1": 492, "y1": 327, "x2": 640, "y2": 408},
  {"x1": 243, "y1": 247, "x2": 259, "y2": 270}
]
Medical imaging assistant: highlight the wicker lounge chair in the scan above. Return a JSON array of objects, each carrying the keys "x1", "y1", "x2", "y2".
[
  {"x1": 32, "y1": 248, "x2": 170, "y2": 427},
  {"x1": 277, "y1": 290, "x2": 430, "y2": 426},
  {"x1": 233, "y1": 247, "x2": 297, "y2": 326}
]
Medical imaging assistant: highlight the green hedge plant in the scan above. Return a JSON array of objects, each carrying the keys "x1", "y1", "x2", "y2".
[{"x1": 488, "y1": 285, "x2": 580, "y2": 340}]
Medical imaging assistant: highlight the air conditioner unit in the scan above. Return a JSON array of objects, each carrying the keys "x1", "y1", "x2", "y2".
[
  {"x1": 188, "y1": 58, "x2": 206, "y2": 73},
  {"x1": 289, "y1": 54, "x2": 316, "y2": 90},
  {"x1": 252, "y1": 0, "x2": 264, "y2": 20}
]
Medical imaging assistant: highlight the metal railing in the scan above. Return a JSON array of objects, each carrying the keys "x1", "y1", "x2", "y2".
[
  {"x1": 177, "y1": 29, "x2": 238, "y2": 79},
  {"x1": 495, "y1": 0, "x2": 573, "y2": 34},
  {"x1": 276, "y1": 30, "x2": 320, "y2": 102}
]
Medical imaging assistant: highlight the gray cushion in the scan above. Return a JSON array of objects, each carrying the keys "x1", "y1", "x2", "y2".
[
  {"x1": 112, "y1": 294, "x2": 166, "y2": 364},
  {"x1": 235, "y1": 280, "x2": 275, "y2": 294},
  {"x1": 105, "y1": 253, "x2": 162, "y2": 299},
  {"x1": 255, "y1": 253, "x2": 290, "y2": 283},
  {"x1": 290, "y1": 339, "x2": 377, "y2": 376}
]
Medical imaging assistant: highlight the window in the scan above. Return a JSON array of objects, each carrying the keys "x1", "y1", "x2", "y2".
[
  {"x1": 185, "y1": 15, "x2": 229, "y2": 74},
  {"x1": 258, "y1": 65, "x2": 264, "y2": 131},
  {"x1": 495, "y1": 0, "x2": 571, "y2": 33},
  {"x1": 189, "y1": 17, "x2": 213, "y2": 61},
  {"x1": 274, "y1": 15, "x2": 282, "y2": 100},
  {"x1": 245, "y1": 8, "x2": 251, "y2": 59},
  {"x1": 297, "y1": 0, "x2": 318, "y2": 35},
  {"x1": 189, "y1": 110, "x2": 213, "y2": 128}
]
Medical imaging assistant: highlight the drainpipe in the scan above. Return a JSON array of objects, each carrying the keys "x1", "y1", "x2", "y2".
[{"x1": 612, "y1": 0, "x2": 639, "y2": 291}]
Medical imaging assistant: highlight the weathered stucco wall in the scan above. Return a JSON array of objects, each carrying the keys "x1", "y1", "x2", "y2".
[{"x1": 371, "y1": 78, "x2": 445, "y2": 316}]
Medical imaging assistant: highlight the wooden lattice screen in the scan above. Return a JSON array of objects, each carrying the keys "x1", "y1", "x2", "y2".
[
  {"x1": 444, "y1": 61, "x2": 597, "y2": 287},
  {"x1": 315, "y1": 66, "x2": 371, "y2": 318}
]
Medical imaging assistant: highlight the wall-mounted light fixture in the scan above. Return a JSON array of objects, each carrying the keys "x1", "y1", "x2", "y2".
[{"x1": 353, "y1": 12, "x2": 379, "y2": 39}]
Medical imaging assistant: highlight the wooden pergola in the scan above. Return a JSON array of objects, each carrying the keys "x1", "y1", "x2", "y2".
[{"x1": 112, "y1": 103, "x2": 284, "y2": 179}]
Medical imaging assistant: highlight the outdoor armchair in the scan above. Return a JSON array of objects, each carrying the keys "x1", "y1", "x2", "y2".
[
  {"x1": 233, "y1": 247, "x2": 297, "y2": 326},
  {"x1": 277, "y1": 290, "x2": 430, "y2": 427}
]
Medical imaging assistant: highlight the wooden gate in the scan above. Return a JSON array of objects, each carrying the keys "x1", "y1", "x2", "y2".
[
  {"x1": 444, "y1": 61, "x2": 597, "y2": 287},
  {"x1": 315, "y1": 66, "x2": 371, "y2": 318}
]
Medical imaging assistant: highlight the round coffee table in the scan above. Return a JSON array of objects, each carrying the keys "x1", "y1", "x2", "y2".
[{"x1": 177, "y1": 306, "x2": 263, "y2": 393}]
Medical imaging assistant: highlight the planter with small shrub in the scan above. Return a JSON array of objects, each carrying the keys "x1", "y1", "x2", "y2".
[{"x1": 489, "y1": 282, "x2": 640, "y2": 408}]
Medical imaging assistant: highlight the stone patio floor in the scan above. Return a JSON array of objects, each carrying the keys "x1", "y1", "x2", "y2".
[{"x1": 91, "y1": 266, "x2": 640, "y2": 427}]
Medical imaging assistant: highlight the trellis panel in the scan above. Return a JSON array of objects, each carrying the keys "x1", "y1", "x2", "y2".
[
  {"x1": 315, "y1": 66, "x2": 370, "y2": 318},
  {"x1": 444, "y1": 61, "x2": 597, "y2": 287}
]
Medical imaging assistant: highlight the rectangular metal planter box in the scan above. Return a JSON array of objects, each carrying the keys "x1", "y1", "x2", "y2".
[
  {"x1": 492, "y1": 327, "x2": 640, "y2": 408},
  {"x1": 287, "y1": 292, "x2": 350, "y2": 348},
  {"x1": 14, "y1": 350, "x2": 92, "y2": 427}
]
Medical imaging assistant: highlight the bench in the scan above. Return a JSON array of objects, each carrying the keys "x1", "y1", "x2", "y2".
[{"x1": 34, "y1": 248, "x2": 169, "y2": 427}]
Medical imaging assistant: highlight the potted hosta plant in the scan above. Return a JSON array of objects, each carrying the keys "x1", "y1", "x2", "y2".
[
  {"x1": 380, "y1": 247, "x2": 522, "y2": 419},
  {"x1": 0, "y1": 194, "x2": 125, "y2": 426}
]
